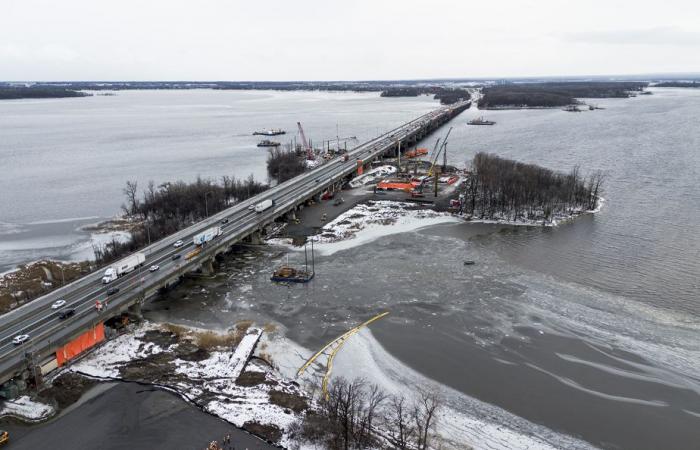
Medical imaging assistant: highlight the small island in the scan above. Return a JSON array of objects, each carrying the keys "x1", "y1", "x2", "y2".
[
  {"x1": 478, "y1": 81, "x2": 647, "y2": 109},
  {"x1": 0, "y1": 86, "x2": 89, "y2": 100},
  {"x1": 653, "y1": 81, "x2": 699, "y2": 88},
  {"x1": 380, "y1": 86, "x2": 471, "y2": 105}
]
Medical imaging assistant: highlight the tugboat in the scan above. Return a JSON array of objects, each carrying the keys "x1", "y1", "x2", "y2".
[
  {"x1": 253, "y1": 128, "x2": 286, "y2": 136},
  {"x1": 467, "y1": 116, "x2": 496, "y2": 125},
  {"x1": 257, "y1": 139, "x2": 281, "y2": 147},
  {"x1": 271, "y1": 241, "x2": 315, "y2": 283}
]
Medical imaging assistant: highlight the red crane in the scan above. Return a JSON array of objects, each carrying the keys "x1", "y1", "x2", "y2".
[{"x1": 297, "y1": 122, "x2": 314, "y2": 160}]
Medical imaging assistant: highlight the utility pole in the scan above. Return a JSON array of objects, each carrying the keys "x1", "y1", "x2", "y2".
[
  {"x1": 443, "y1": 141, "x2": 447, "y2": 172},
  {"x1": 397, "y1": 140, "x2": 401, "y2": 172},
  {"x1": 434, "y1": 166, "x2": 440, "y2": 198}
]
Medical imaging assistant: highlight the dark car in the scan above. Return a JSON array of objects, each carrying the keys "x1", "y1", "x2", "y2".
[
  {"x1": 172, "y1": 254, "x2": 181, "y2": 260},
  {"x1": 58, "y1": 308, "x2": 76, "y2": 320},
  {"x1": 221, "y1": 218, "x2": 229, "y2": 224},
  {"x1": 106, "y1": 287, "x2": 119, "y2": 296}
]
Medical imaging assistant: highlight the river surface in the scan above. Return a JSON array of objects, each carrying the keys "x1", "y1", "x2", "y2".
[
  {"x1": 3, "y1": 88, "x2": 700, "y2": 449},
  {"x1": 0, "y1": 89, "x2": 437, "y2": 271}
]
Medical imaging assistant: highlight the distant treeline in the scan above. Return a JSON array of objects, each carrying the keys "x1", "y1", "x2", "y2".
[
  {"x1": 267, "y1": 147, "x2": 307, "y2": 183},
  {"x1": 461, "y1": 153, "x2": 603, "y2": 222},
  {"x1": 380, "y1": 87, "x2": 471, "y2": 105},
  {"x1": 94, "y1": 176, "x2": 268, "y2": 264},
  {"x1": 478, "y1": 82, "x2": 647, "y2": 108},
  {"x1": 654, "y1": 81, "x2": 699, "y2": 88},
  {"x1": 0, "y1": 86, "x2": 88, "y2": 100}
]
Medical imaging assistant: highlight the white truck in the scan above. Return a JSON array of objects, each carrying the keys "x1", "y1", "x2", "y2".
[
  {"x1": 102, "y1": 252, "x2": 146, "y2": 284},
  {"x1": 254, "y1": 199, "x2": 274, "y2": 213},
  {"x1": 193, "y1": 226, "x2": 222, "y2": 246}
]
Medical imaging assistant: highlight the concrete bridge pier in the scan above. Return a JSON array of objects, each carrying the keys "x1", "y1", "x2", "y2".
[
  {"x1": 200, "y1": 257, "x2": 215, "y2": 276},
  {"x1": 248, "y1": 230, "x2": 264, "y2": 245},
  {"x1": 128, "y1": 301, "x2": 143, "y2": 318}
]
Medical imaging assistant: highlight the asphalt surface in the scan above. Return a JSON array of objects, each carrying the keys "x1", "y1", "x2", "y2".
[
  {"x1": 1, "y1": 382, "x2": 274, "y2": 450},
  {"x1": 0, "y1": 101, "x2": 469, "y2": 382}
]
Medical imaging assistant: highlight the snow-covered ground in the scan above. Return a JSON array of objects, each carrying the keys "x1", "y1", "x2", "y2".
[
  {"x1": 0, "y1": 395, "x2": 55, "y2": 421},
  {"x1": 68, "y1": 322, "x2": 307, "y2": 447},
  {"x1": 269, "y1": 201, "x2": 461, "y2": 256}
]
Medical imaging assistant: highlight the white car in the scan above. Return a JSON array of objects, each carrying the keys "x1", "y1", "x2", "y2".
[
  {"x1": 149, "y1": 265, "x2": 160, "y2": 272},
  {"x1": 51, "y1": 299, "x2": 66, "y2": 309},
  {"x1": 248, "y1": 204, "x2": 255, "y2": 211},
  {"x1": 173, "y1": 240, "x2": 184, "y2": 248},
  {"x1": 12, "y1": 334, "x2": 30, "y2": 345}
]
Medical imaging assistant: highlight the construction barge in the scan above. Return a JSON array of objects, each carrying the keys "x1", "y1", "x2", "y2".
[
  {"x1": 271, "y1": 241, "x2": 315, "y2": 283},
  {"x1": 468, "y1": 116, "x2": 496, "y2": 125},
  {"x1": 257, "y1": 139, "x2": 281, "y2": 147},
  {"x1": 253, "y1": 128, "x2": 286, "y2": 136}
]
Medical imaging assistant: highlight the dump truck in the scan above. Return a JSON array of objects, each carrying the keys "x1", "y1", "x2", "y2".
[
  {"x1": 193, "y1": 226, "x2": 222, "y2": 246},
  {"x1": 102, "y1": 252, "x2": 146, "y2": 283},
  {"x1": 254, "y1": 199, "x2": 274, "y2": 213}
]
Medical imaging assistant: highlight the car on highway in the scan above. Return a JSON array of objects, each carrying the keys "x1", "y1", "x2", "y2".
[
  {"x1": 172, "y1": 254, "x2": 181, "y2": 260},
  {"x1": 221, "y1": 218, "x2": 229, "y2": 224},
  {"x1": 51, "y1": 299, "x2": 66, "y2": 309},
  {"x1": 106, "y1": 287, "x2": 119, "y2": 296},
  {"x1": 248, "y1": 204, "x2": 255, "y2": 211},
  {"x1": 149, "y1": 264, "x2": 160, "y2": 272},
  {"x1": 173, "y1": 240, "x2": 184, "y2": 248},
  {"x1": 12, "y1": 334, "x2": 29, "y2": 346},
  {"x1": 58, "y1": 308, "x2": 76, "y2": 320}
]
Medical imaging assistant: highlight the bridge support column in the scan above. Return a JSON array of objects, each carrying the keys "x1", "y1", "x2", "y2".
[
  {"x1": 249, "y1": 231, "x2": 263, "y2": 245},
  {"x1": 201, "y1": 257, "x2": 215, "y2": 276},
  {"x1": 128, "y1": 301, "x2": 143, "y2": 319}
]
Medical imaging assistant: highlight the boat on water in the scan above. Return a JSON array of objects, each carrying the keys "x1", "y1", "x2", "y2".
[
  {"x1": 468, "y1": 116, "x2": 496, "y2": 125},
  {"x1": 253, "y1": 128, "x2": 286, "y2": 136},
  {"x1": 257, "y1": 139, "x2": 281, "y2": 147}
]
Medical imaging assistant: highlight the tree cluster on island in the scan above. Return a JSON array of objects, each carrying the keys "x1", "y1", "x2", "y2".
[
  {"x1": 0, "y1": 86, "x2": 88, "y2": 100},
  {"x1": 461, "y1": 153, "x2": 603, "y2": 223},
  {"x1": 653, "y1": 81, "x2": 699, "y2": 88},
  {"x1": 94, "y1": 176, "x2": 268, "y2": 264},
  {"x1": 266, "y1": 147, "x2": 307, "y2": 182},
  {"x1": 380, "y1": 86, "x2": 471, "y2": 105},
  {"x1": 478, "y1": 82, "x2": 647, "y2": 108}
]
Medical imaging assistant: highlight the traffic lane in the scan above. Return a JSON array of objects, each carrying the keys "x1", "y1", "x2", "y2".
[{"x1": 2, "y1": 382, "x2": 275, "y2": 450}]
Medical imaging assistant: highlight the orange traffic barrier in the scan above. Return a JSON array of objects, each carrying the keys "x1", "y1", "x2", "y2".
[{"x1": 56, "y1": 323, "x2": 105, "y2": 366}]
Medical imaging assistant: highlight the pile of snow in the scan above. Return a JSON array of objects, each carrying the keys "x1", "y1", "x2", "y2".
[
  {"x1": 71, "y1": 323, "x2": 166, "y2": 378},
  {"x1": 307, "y1": 201, "x2": 460, "y2": 255},
  {"x1": 0, "y1": 395, "x2": 55, "y2": 421},
  {"x1": 349, "y1": 165, "x2": 397, "y2": 188}
]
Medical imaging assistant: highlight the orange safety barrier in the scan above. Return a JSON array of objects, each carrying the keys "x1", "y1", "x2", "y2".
[
  {"x1": 377, "y1": 181, "x2": 414, "y2": 192},
  {"x1": 56, "y1": 322, "x2": 105, "y2": 366}
]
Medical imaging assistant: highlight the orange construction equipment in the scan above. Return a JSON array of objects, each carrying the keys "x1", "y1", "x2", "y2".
[
  {"x1": 356, "y1": 159, "x2": 364, "y2": 175},
  {"x1": 404, "y1": 148, "x2": 429, "y2": 159},
  {"x1": 56, "y1": 323, "x2": 105, "y2": 366}
]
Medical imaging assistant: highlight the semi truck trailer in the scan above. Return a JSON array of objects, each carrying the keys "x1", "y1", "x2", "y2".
[
  {"x1": 193, "y1": 226, "x2": 222, "y2": 246},
  {"x1": 102, "y1": 252, "x2": 146, "y2": 284},
  {"x1": 254, "y1": 199, "x2": 274, "y2": 213}
]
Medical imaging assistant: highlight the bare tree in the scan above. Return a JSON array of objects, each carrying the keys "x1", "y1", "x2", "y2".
[{"x1": 413, "y1": 388, "x2": 442, "y2": 450}]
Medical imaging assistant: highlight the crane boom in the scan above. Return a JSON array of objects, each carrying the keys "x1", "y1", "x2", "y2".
[{"x1": 297, "y1": 122, "x2": 314, "y2": 160}]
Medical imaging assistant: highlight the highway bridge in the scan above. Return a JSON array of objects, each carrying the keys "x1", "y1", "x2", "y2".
[{"x1": 0, "y1": 100, "x2": 469, "y2": 385}]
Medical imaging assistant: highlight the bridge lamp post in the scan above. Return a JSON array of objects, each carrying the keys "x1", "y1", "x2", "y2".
[{"x1": 204, "y1": 191, "x2": 213, "y2": 217}]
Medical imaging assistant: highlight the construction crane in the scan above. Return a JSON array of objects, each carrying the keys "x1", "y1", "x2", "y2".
[
  {"x1": 427, "y1": 127, "x2": 452, "y2": 177},
  {"x1": 297, "y1": 122, "x2": 314, "y2": 160}
]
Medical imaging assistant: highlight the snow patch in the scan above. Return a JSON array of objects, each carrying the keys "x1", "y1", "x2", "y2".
[{"x1": 0, "y1": 395, "x2": 55, "y2": 421}]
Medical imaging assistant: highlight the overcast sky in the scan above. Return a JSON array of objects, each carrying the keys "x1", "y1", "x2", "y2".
[{"x1": 2, "y1": 0, "x2": 699, "y2": 81}]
